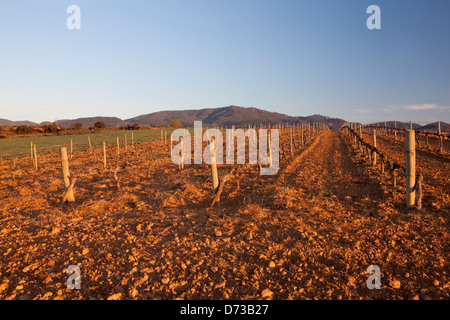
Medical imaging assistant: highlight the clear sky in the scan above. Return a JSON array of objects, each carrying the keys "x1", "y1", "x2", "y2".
[{"x1": 0, "y1": 0, "x2": 449, "y2": 124}]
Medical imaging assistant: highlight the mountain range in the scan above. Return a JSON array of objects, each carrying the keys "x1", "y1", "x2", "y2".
[
  {"x1": 0, "y1": 119, "x2": 37, "y2": 127},
  {"x1": 126, "y1": 106, "x2": 347, "y2": 131},
  {"x1": 1, "y1": 105, "x2": 448, "y2": 132}
]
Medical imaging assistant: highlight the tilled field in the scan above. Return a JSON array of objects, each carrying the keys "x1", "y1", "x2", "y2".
[{"x1": 0, "y1": 130, "x2": 448, "y2": 300}]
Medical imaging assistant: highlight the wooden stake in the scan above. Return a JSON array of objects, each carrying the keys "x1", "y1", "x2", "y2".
[
  {"x1": 393, "y1": 121, "x2": 397, "y2": 140},
  {"x1": 301, "y1": 125, "x2": 304, "y2": 147},
  {"x1": 268, "y1": 131, "x2": 273, "y2": 167},
  {"x1": 180, "y1": 136, "x2": 184, "y2": 170},
  {"x1": 290, "y1": 127, "x2": 293, "y2": 155},
  {"x1": 116, "y1": 136, "x2": 120, "y2": 156},
  {"x1": 372, "y1": 129, "x2": 377, "y2": 166},
  {"x1": 438, "y1": 121, "x2": 443, "y2": 152},
  {"x1": 406, "y1": 130, "x2": 416, "y2": 207},
  {"x1": 70, "y1": 139, "x2": 73, "y2": 159},
  {"x1": 209, "y1": 137, "x2": 219, "y2": 195},
  {"x1": 60, "y1": 147, "x2": 75, "y2": 202},
  {"x1": 33, "y1": 144, "x2": 38, "y2": 171},
  {"x1": 30, "y1": 142, "x2": 33, "y2": 159},
  {"x1": 88, "y1": 136, "x2": 92, "y2": 149},
  {"x1": 103, "y1": 142, "x2": 107, "y2": 169}
]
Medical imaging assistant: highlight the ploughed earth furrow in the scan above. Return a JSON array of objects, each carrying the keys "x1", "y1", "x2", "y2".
[{"x1": 279, "y1": 132, "x2": 384, "y2": 205}]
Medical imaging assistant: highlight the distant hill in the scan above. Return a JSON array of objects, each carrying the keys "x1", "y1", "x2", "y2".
[
  {"x1": 126, "y1": 106, "x2": 346, "y2": 131},
  {"x1": 303, "y1": 114, "x2": 346, "y2": 132},
  {"x1": 371, "y1": 121, "x2": 421, "y2": 130},
  {"x1": 7, "y1": 106, "x2": 445, "y2": 133},
  {"x1": 0, "y1": 118, "x2": 36, "y2": 126},
  {"x1": 418, "y1": 122, "x2": 450, "y2": 132},
  {"x1": 47, "y1": 117, "x2": 130, "y2": 129},
  {"x1": 369, "y1": 121, "x2": 449, "y2": 132}
]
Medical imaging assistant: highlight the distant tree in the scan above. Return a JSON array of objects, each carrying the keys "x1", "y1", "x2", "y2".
[
  {"x1": 0, "y1": 125, "x2": 13, "y2": 133},
  {"x1": 169, "y1": 119, "x2": 183, "y2": 128},
  {"x1": 42, "y1": 123, "x2": 61, "y2": 133},
  {"x1": 123, "y1": 123, "x2": 140, "y2": 131},
  {"x1": 15, "y1": 125, "x2": 35, "y2": 134},
  {"x1": 94, "y1": 121, "x2": 106, "y2": 129},
  {"x1": 73, "y1": 122, "x2": 83, "y2": 130}
]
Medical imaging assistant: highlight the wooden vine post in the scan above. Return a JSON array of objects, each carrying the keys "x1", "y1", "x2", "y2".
[
  {"x1": 394, "y1": 121, "x2": 397, "y2": 140},
  {"x1": 406, "y1": 130, "x2": 416, "y2": 207},
  {"x1": 103, "y1": 142, "x2": 107, "y2": 169},
  {"x1": 124, "y1": 134, "x2": 127, "y2": 151},
  {"x1": 359, "y1": 125, "x2": 363, "y2": 152},
  {"x1": 226, "y1": 129, "x2": 231, "y2": 158},
  {"x1": 301, "y1": 124, "x2": 304, "y2": 147},
  {"x1": 268, "y1": 130, "x2": 273, "y2": 168},
  {"x1": 131, "y1": 131, "x2": 134, "y2": 145},
  {"x1": 116, "y1": 136, "x2": 120, "y2": 156},
  {"x1": 33, "y1": 144, "x2": 38, "y2": 171},
  {"x1": 60, "y1": 147, "x2": 75, "y2": 203},
  {"x1": 88, "y1": 136, "x2": 92, "y2": 149},
  {"x1": 180, "y1": 136, "x2": 184, "y2": 170},
  {"x1": 70, "y1": 139, "x2": 73, "y2": 159},
  {"x1": 290, "y1": 127, "x2": 293, "y2": 156},
  {"x1": 438, "y1": 121, "x2": 443, "y2": 152},
  {"x1": 30, "y1": 142, "x2": 33, "y2": 159},
  {"x1": 372, "y1": 129, "x2": 377, "y2": 166},
  {"x1": 209, "y1": 136, "x2": 219, "y2": 195},
  {"x1": 308, "y1": 123, "x2": 311, "y2": 141}
]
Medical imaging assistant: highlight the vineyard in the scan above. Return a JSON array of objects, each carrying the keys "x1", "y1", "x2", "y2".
[{"x1": 0, "y1": 123, "x2": 448, "y2": 300}]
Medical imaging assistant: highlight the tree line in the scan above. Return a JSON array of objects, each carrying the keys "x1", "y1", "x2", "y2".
[{"x1": 1, "y1": 119, "x2": 184, "y2": 137}]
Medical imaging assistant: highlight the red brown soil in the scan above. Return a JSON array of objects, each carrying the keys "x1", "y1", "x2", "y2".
[{"x1": 0, "y1": 131, "x2": 448, "y2": 300}]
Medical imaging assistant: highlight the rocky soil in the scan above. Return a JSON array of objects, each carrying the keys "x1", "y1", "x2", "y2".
[{"x1": 0, "y1": 130, "x2": 448, "y2": 300}]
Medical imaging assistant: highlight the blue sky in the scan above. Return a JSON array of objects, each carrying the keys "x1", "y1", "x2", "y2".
[{"x1": 0, "y1": 0, "x2": 449, "y2": 124}]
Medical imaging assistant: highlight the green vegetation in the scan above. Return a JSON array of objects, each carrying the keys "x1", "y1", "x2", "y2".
[
  {"x1": 0, "y1": 128, "x2": 182, "y2": 159},
  {"x1": 94, "y1": 121, "x2": 106, "y2": 129},
  {"x1": 169, "y1": 119, "x2": 183, "y2": 128},
  {"x1": 14, "y1": 125, "x2": 34, "y2": 134},
  {"x1": 42, "y1": 123, "x2": 62, "y2": 133},
  {"x1": 73, "y1": 122, "x2": 83, "y2": 130}
]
